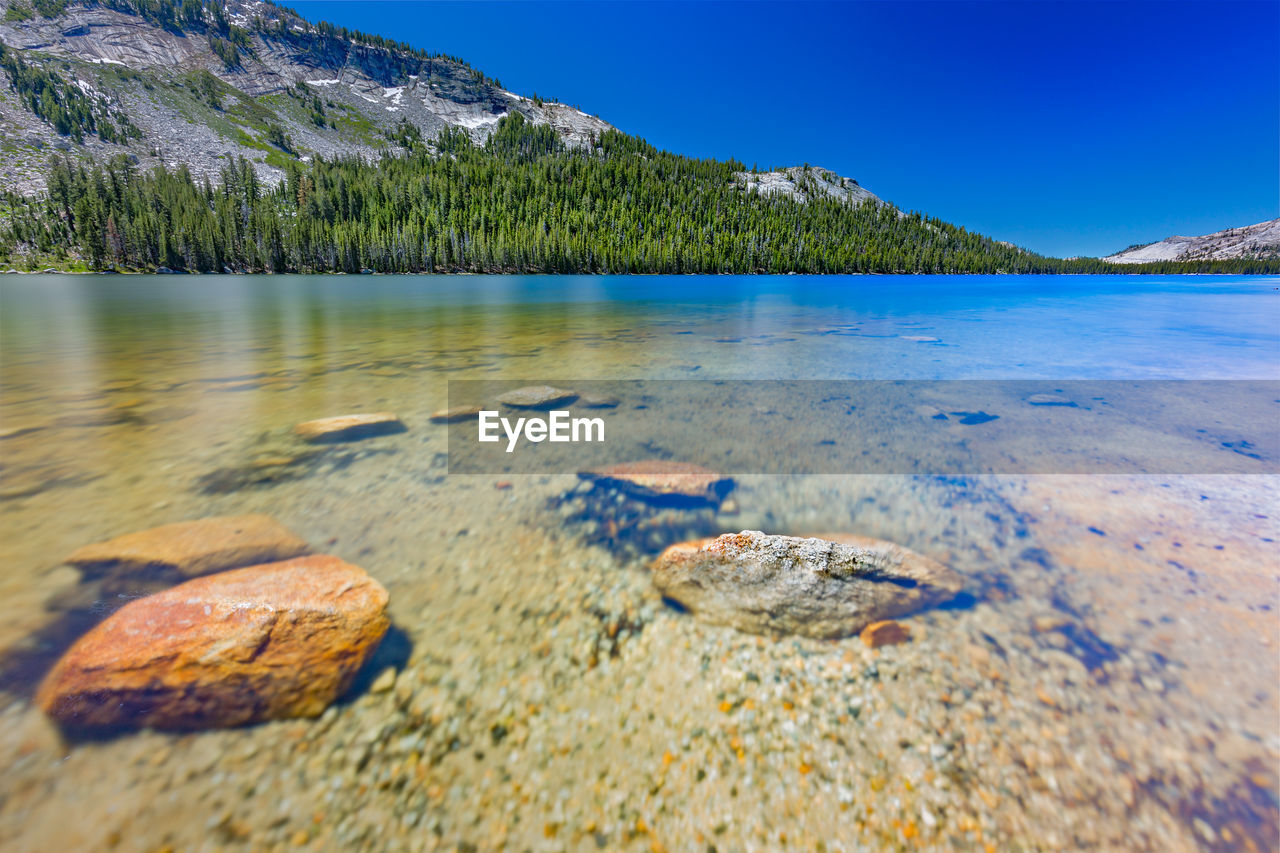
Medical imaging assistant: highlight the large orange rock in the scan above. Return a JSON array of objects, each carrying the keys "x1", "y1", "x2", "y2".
[
  {"x1": 579, "y1": 460, "x2": 733, "y2": 506},
  {"x1": 37, "y1": 555, "x2": 389, "y2": 731},
  {"x1": 66, "y1": 514, "x2": 311, "y2": 581}
]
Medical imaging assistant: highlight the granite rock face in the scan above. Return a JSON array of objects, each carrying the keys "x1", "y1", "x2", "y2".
[
  {"x1": 1103, "y1": 217, "x2": 1280, "y2": 263},
  {"x1": 0, "y1": 0, "x2": 615, "y2": 193},
  {"x1": 66, "y1": 514, "x2": 311, "y2": 582},
  {"x1": 651, "y1": 531, "x2": 963, "y2": 639},
  {"x1": 734, "y1": 166, "x2": 882, "y2": 207},
  {"x1": 37, "y1": 555, "x2": 389, "y2": 731}
]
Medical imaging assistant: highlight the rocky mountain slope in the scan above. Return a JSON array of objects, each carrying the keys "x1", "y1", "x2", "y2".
[
  {"x1": 0, "y1": 0, "x2": 612, "y2": 192},
  {"x1": 735, "y1": 166, "x2": 882, "y2": 207},
  {"x1": 1103, "y1": 218, "x2": 1280, "y2": 263}
]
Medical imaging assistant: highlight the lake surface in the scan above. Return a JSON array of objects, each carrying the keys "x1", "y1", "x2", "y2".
[{"x1": 0, "y1": 274, "x2": 1277, "y2": 852}]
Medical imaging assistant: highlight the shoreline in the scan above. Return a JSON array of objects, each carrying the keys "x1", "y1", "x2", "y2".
[{"x1": 3, "y1": 269, "x2": 1275, "y2": 277}]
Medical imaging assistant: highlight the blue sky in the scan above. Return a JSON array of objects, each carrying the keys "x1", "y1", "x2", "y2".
[{"x1": 289, "y1": 0, "x2": 1279, "y2": 258}]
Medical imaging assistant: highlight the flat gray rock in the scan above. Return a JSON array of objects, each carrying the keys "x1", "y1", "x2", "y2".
[
  {"x1": 1026, "y1": 394, "x2": 1077, "y2": 407},
  {"x1": 495, "y1": 386, "x2": 579, "y2": 409},
  {"x1": 576, "y1": 394, "x2": 620, "y2": 409},
  {"x1": 651, "y1": 531, "x2": 963, "y2": 639},
  {"x1": 295, "y1": 412, "x2": 406, "y2": 442},
  {"x1": 430, "y1": 405, "x2": 484, "y2": 423}
]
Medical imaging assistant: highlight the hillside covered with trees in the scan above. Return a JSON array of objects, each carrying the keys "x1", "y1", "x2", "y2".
[{"x1": 2, "y1": 114, "x2": 1275, "y2": 274}]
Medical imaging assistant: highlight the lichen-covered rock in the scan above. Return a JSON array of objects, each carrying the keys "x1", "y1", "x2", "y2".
[
  {"x1": 37, "y1": 555, "x2": 389, "y2": 732},
  {"x1": 66, "y1": 514, "x2": 311, "y2": 581},
  {"x1": 294, "y1": 412, "x2": 405, "y2": 442},
  {"x1": 579, "y1": 461, "x2": 733, "y2": 506},
  {"x1": 495, "y1": 386, "x2": 578, "y2": 408},
  {"x1": 652, "y1": 531, "x2": 962, "y2": 639}
]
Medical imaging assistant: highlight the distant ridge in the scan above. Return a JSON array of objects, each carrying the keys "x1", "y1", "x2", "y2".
[{"x1": 1103, "y1": 218, "x2": 1280, "y2": 264}]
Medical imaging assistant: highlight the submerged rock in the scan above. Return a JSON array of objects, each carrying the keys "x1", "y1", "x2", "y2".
[
  {"x1": 0, "y1": 462, "x2": 100, "y2": 503},
  {"x1": 579, "y1": 460, "x2": 733, "y2": 507},
  {"x1": 66, "y1": 514, "x2": 311, "y2": 582},
  {"x1": 861, "y1": 619, "x2": 912, "y2": 648},
  {"x1": 1026, "y1": 394, "x2": 1077, "y2": 407},
  {"x1": 559, "y1": 461, "x2": 734, "y2": 556},
  {"x1": 651, "y1": 531, "x2": 963, "y2": 639},
  {"x1": 37, "y1": 555, "x2": 389, "y2": 731},
  {"x1": 0, "y1": 424, "x2": 44, "y2": 440},
  {"x1": 429, "y1": 404, "x2": 484, "y2": 423},
  {"x1": 576, "y1": 393, "x2": 620, "y2": 409},
  {"x1": 495, "y1": 385, "x2": 578, "y2": 409},
  {"x1": 195, "y1": 449, "x2": 327, "y2": 495},
  {"x1": 294, "y1": 412, "x2": 406, "y2": 442}
]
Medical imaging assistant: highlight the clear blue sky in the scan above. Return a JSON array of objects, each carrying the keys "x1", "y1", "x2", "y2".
[{"x1": 290, "y1": 0, "x2": 1278, "y2": 258}]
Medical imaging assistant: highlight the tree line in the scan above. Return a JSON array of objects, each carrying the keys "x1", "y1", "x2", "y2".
[{"x1": 1, "y1": 113, "x2": 1275, "y2": 275}]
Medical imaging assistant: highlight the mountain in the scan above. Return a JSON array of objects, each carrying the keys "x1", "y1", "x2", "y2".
[
  {"x1": 0, "y1": 0, "x2": 610, "y2": 192},
  {"x1": 1103, "y1": 218, "x2": 1280, "y2": 264},
  {"x1": 0, "y1": 0, "x2": 1274, "y2": 275}
]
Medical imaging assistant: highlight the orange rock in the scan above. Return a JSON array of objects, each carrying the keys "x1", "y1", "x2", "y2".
[
  {"x1": 37, "y1": 555, "x2": 388, "y2": 731},
  {"x1": 861, "y1": 620, "x2": 912, "y2": 648},
  {"x1": 294, "y1": 412, "x2": 405, "y2": 442},
  {"x1": 429, "y1": 405, "x2": 484, "y2": 423},
  {"x1": 579, "y1": 460, "x2": 733, "y2": 505},
  {"x1": 654, "y1": 537, "x2": 717, "y2": 564},
  {"x1": 66, "y1": 514, "x2": 311, "y2": 581}
]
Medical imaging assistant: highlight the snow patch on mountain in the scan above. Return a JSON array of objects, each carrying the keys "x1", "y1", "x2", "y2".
[{"x1": 455, "y1": 111, "x2": 507, "y2": 129}]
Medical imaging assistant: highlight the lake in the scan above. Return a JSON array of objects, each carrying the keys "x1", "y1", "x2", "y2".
[{"x1": 0, "y1": 274, "x2": 1277, "y2": 851}]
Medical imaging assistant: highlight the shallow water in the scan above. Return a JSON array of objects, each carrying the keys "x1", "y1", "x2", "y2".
[{"x1": 0, "y1": 274, "x2": 1277, "y2": 852}]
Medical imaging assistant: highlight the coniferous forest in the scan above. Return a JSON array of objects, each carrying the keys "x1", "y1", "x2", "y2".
[{"x1": 1, "y1": 113, "x2": 1275, "y2": 275}]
